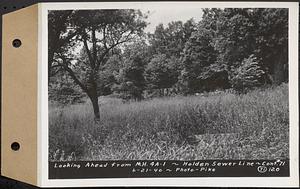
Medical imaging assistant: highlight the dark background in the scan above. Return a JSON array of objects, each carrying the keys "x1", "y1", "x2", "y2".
[{"x1": 0, "y1": 0, "x2": 298, "y2": 189}]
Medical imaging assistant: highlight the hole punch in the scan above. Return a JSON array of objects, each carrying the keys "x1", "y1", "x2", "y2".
[
  {"x1": 11, "y1": 142, "x2": 20, "y2": 151},
  {"x1": 12, "y1": 39, "x2": 22, "y2": 48}
]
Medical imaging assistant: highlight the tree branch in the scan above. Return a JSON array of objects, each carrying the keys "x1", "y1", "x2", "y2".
[
  {"x1": 95, "y1": 29, "x2": 135, "y2": 70},
  {"x1": 92, "y1": 27, "x2": 98, "y2": 66},
  {"x1": 83, "y1": 35, "x2": 95, "y2": 69},
  {"x1": 57, "y1": 58, "x2": 89, "y2": 94},
  {"x1": 103, "y1": 25, "x2": 108, "y2": 50},
  {"x1": 49, "y1": 31, "x2": 78, "y2": 78}
]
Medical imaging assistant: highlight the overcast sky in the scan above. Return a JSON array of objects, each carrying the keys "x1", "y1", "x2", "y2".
[
  {"x1": 141, "y1": 8, "x2": 203, "y2": 33},
  {"x1": 67, "y1": 7, "x2": 203, "y2": 56}
]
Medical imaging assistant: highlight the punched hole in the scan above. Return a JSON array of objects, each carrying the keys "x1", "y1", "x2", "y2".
[
  {"x1": 12, "y1": 39, "x2": 22, "y2": 48},
  {"x1": 11, "y1": 142, "x2": 20, "y2": 151}
]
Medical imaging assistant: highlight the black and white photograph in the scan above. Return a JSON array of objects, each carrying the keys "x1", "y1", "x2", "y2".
[
  {"x1": 46, "y1": 2, "x2": 297, "y2": 182},
  {"x1": 0, "y1": 1, "x2": 298, "y2": 188}
]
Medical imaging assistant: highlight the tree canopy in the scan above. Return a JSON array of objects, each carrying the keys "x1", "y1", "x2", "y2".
[
  {"x1": 49, "y1": 8, "x2": 289, "y2": 119},
  {"x1": 49, "y1": 9, "x2": 147, "y2": 120}
]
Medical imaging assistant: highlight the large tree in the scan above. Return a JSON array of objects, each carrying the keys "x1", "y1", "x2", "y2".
[
  {"x1": 213, "y1": 8, "x2": 288, "y2": 84},
  {"x1": 49, "y1": 10, "x2": 147, "y2": 121},
  {"x1": 180, "y1": 8, "x2": 288, "y2": 94},
  {"x1": 149, "y1": 19, "x2": 196, "y2": 58},
  {"x1": 179, "y1": 27, "x2": 219, "y2": 94},
  {"x1": 148, "y1": 19, "x2": 197, "y2": 92},
  {"x1": 252, "y1": 8, "x2": 288, "y2": 84},
  {"x1": 113, "y1": 41, "x2": 150, "y2": 100},
  {"x1": 145, "y1": 54, "x2": 179, "y2": 91}
]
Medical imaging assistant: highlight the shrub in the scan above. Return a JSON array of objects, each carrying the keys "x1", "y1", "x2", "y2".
[
  {"x1": 49, "y1": 87, "x2": 85, "y2": 105},
  {"x1": 231, "y1": 55, "x2": 267, "y2": 93}
]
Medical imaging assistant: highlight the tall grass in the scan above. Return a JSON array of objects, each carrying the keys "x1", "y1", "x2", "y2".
[{"x1": 49, "y1": 84, "x2": 289, "y2": 161}]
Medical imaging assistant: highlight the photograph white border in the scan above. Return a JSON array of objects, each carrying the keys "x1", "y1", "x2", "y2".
[{"x1": 38, "y1": 1, "x2": 299, "y2": 187}]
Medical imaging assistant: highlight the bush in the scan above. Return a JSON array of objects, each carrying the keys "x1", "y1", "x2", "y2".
[
  {"x1": 49, "y1": 86, "x2": 85, "y2": 105},
  {"x1": 197, "y1": 63, "x2": 231, "y2": 92},
  {"x1": 231, "y1": 55, "x2": 267, "y2": 93},
  {"x1": 112, "y1": 81, "x2": 144, "y2": 101}
]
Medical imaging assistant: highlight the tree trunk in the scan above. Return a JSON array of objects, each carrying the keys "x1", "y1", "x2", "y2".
[
  {"x1": 90, "y1": 94, "x2": 100, "y2": 122},
  {"x1": 88, "y1": 76, "x2": 100, "y2": 122}
]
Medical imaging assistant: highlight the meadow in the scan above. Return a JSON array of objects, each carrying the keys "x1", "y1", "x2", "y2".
[{"x1": 49, "y1": 83, "x2": 289, "y2": 161}]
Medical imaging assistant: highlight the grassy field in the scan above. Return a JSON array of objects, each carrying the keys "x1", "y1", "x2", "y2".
[{"x1": 49, "y1": 83, "x2": 289, "y2": 161}]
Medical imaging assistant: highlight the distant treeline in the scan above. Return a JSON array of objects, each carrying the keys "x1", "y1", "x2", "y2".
[{"x1": 48, "y1": 8, "x2": 288, "y2": 118}]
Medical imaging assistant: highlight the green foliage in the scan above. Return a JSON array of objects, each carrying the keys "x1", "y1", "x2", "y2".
[
  {"x1": 197, "y1": 63, "x2": 231, "y2": 91},
  {"x1": 145, "y1": 54, "x2": 179, "y2": 90},
  {"x1": 49, "y1": 84, "x2": 289, "y2": 160},
  {"x1": 49, "y1": 73, "x2": 85, "y2": 105},
  {"x1": 149, "y1": 19, "x2": 196, "y2": 58},
  {"x1": 49, "y1": 8, "x2": 288, "y2": 106},
  {"x1": 112, "y1": 81, "x2": 143, "y2": 101},
  {"x1": 212, "y1": 8, "x2": 288, "y2": 84},
  {"x1": 49, "y1": 9, "x2": 148, "y2": 119},
  {"x1": 180, "y1": 27, "x2": 218, "y2": 94},
  {"x1": 96, "y1": 55, "x2": 121, "y2": 96},
  {"x1": 48, "y1": 10, "x2": 74, "y2": 78},
  {"x1": 213, "y1": 9, "x2": 256, "y2": 66},
  {"x1": 253, "y1": 8, "x2": 288, "y2": 84},
  {"x1": 49, "y1": 87, "x2": 85, "y2": 105},
  {"x1": 178, "y1": 8, "x2": 288, "y2": 95},
  {"x1": 146, "y1": 19, "x2": 197, "y2": 95},
  {"x1": 231, "y1": 55, "x2": 267, "y2": 93},
  {"x1": 113, "y1": 41, "x2": 149, "y2": 100},
  {"x1": 71, "y1": 9, "x2": 148, "y2": 37}
]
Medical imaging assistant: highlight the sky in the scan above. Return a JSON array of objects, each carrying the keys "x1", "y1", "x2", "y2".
[
  {"x1": 67, "y1": 7, "x2": 203, "y2": 56},
  {"x1": 140, "y1": 8, "x2": 203, "y2": 33}
]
